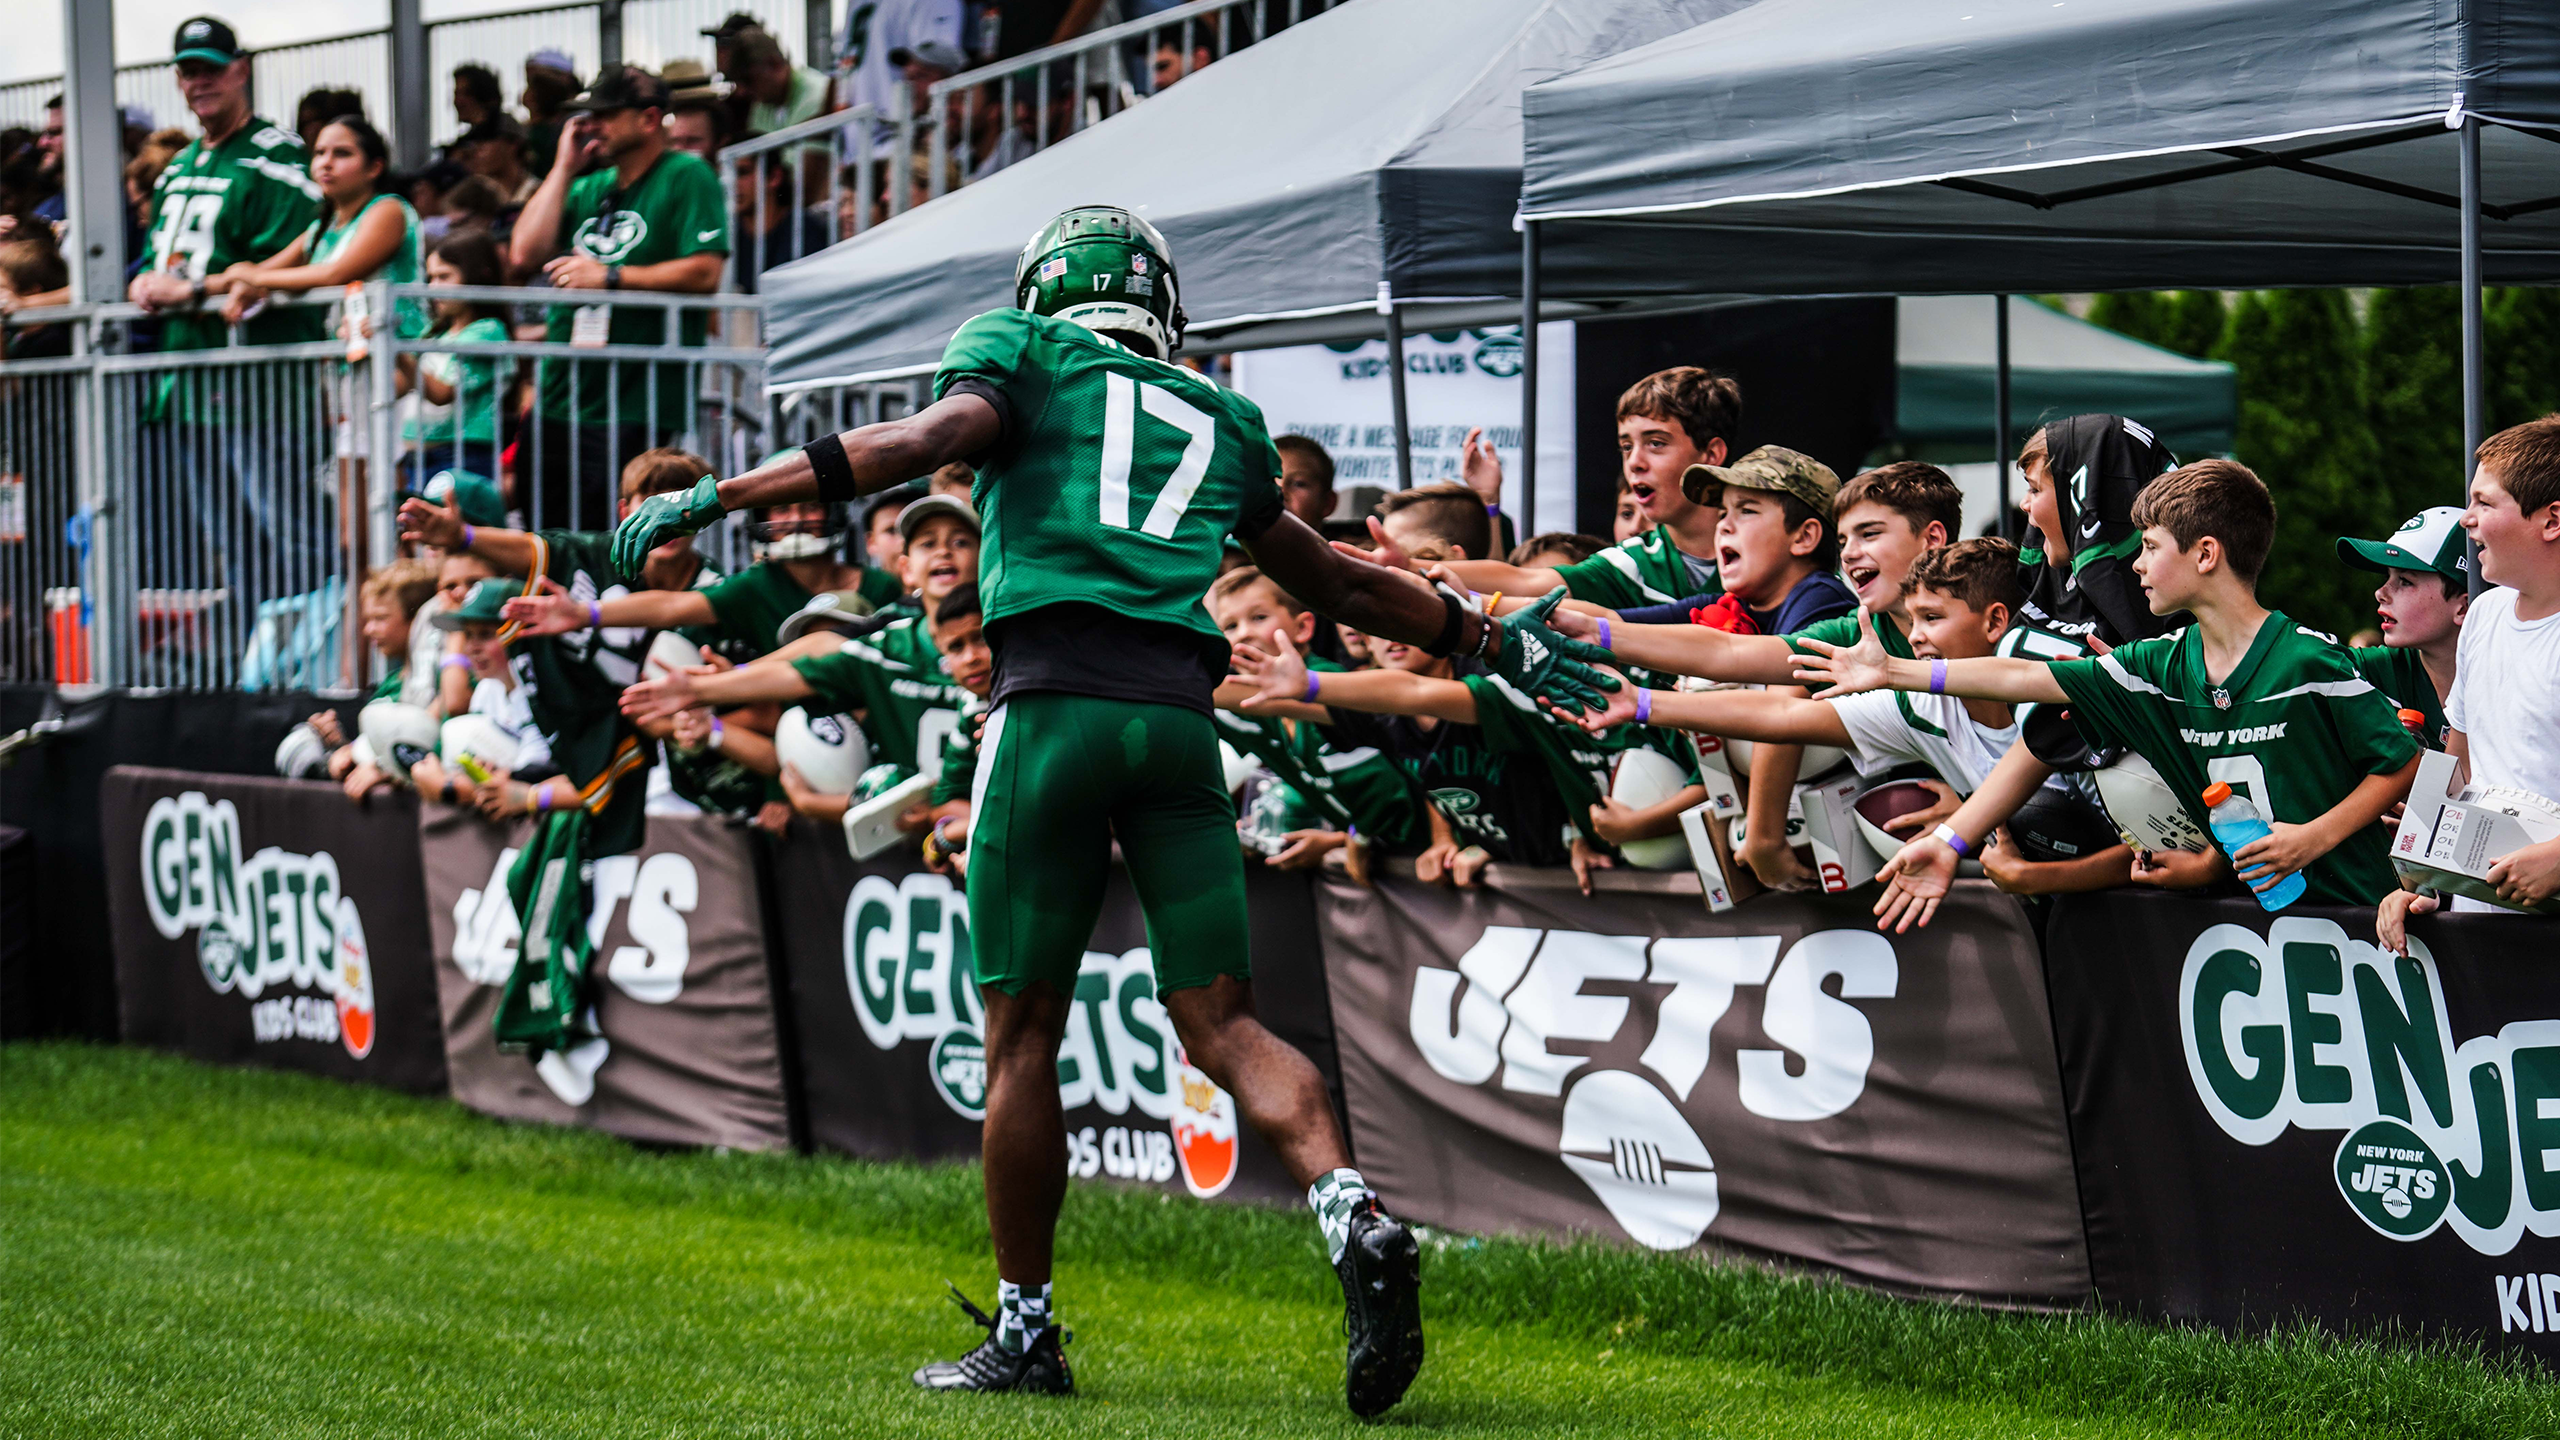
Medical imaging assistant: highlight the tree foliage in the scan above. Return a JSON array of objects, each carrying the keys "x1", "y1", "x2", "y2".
[{"x1": 2214, "y1": 290, "x2": 2385, "y2": 635}]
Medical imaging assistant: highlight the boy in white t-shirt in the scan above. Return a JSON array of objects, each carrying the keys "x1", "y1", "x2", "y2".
[
  {"x1": 2383, "y1": 415, "x2": 2560, "y2": 949},
  {"x1": 1575, "y1": 538, "x2": 2133, "y2": 895}
]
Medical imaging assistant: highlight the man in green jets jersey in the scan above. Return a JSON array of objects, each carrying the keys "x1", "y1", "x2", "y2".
[{"x1": 613, "y1": 205, "x2": 1617, "y2": 1417}]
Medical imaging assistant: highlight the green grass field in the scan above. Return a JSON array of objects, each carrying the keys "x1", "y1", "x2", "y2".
[{"x1": 1, "y1": 1045, "x2": 2553, "y2": 1439}]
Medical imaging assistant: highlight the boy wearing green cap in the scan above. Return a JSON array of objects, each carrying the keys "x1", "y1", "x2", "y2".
[{"x1": 2338, "y1": 505, "x2": 2471, "y2": 751}]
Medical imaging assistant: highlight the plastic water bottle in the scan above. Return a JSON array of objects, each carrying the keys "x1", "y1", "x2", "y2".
[{"x1": 2203, "y1": 782, "x2": 2305, "y2": 911}]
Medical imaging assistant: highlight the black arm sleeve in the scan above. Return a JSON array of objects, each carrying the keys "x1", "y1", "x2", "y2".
[{"x1": 943, "y1": 377, "x2": 1013, "y2": 466}]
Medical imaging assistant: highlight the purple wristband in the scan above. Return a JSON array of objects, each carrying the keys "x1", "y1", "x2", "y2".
[
  {"x1": 1929, "y1": 658, "x2": 1948, "y2": 695},
  {"x1": 460, "y1": 523, "x2": 475, "y2": 551},
  {"x1": 709, "y1": 716, "x2": 724, "y2": 747},
  {"x1": 1596, "y1": 618, "x2": 1612, "y2": 651},
  {"x1": 439, "y1": 653, "x2": 472, "y2": 670},
  {"x1": 1931, "y1": 821, "x2": 1971, "y2": 857},
  {"x1": 588, "y1": 601, "x2": 603, "y2": 630},
  {"x1": 1635, "y1": 688, "x2": 1652, "y2": 724},
  {"x1": 1302, "y1": 671, "x2": 1323, "y2": 703}
]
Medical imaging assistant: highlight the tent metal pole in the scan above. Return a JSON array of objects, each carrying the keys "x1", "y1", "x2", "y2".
[
  {"x1": 2460, "y1": 114, "x2": 2487, "y2": 598},
  {"x1": 1994, "y1": 294, "x2": 2012, "y2": 539},
  {"x1": 1521, "y1": 220, "x2": 1540, "y2": 535},
  {"x1": 1381, "y1": 282, "x2": 1412, "y2": 488}
]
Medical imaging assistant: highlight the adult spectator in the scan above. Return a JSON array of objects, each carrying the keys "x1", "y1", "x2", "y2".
[
  {"x1": 220, "y1": 115, "x2": 421, "y2": 336},
  {"x1": 663, "y1": 59, "x2": 732, "y2": 160},
  {"x1": 28, "y1": 96, "x2": 63, "y2": 231},
  {"x1": 729, "y1": 136, "x2": 833, "y2": 289},
  {"x1": 0, "y1": 228, "x2": 71, "y2": 358},
  {"x1": 704, "y1": 11, "x2": 764, "y2": 85},
  {"x1": 455, "y1": 118, "x2": 536, "y2": 205},
  {"x1": 1151, "y1": 31, "x2": 1213, "y2": 90},
  {"x1": 666, "y1": 103, "x2": 728, "y2": 161},
  {"x1": 840, "y1": 0, "x2": 965, "y2": 131},
  {"x1": 511, "y1": 63, "x2": 728, "y2": 528},
  {"x1": 521, "y1": 49, "x2": 582, "y2": 176},
  {"x1": 128, "y1": 15, "x2": 333, "y2": 635},
  {"x1": 734, "y1": 28, "x2": 840, "y2": 194},
  {"x1": 294, "y1": 87, "x2": 367, "y2": 150},
  {"x1": 452, "y1": 63, "x2": 504, "y2": 132}
]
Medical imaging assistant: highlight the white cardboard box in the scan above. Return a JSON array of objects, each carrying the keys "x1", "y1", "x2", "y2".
[
  {"x1": 843, "y1": 770, "x2": 938, "y2": 862},
  {"x1": 1796, "y1": 772, "x2": 1884, "y2": 895},
  {"x1": 2390, "y1": 748, "x2": 2560, "y2": 913},
  {"x1": 1678, "y1": 802, "x2": 1738, "y2": 912}
]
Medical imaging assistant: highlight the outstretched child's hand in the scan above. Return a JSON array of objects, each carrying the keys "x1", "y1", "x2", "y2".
[
  {"x1": 1231, "y1": 627, "x2": 1313, "y2": 710},
  {"x1": 1873, "y1": 830, "x2": 1958, "y2": 933},
  {"x1": 501, "y1": 581, "x2": 587, "y2": 638},
  {"x1": 1331, "y1": 516, "x2": 1421, "y2": 575},
  {"x1": 622, "y1": 665, "x2": 709, "y2": 725},
  {"x1": 1791, "y1": 605, "x2": 1894, "y2": 700}
]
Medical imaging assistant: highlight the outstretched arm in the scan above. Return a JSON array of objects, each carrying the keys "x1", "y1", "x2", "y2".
[
  {"x1": 1793, "y1": 608, "x2": 2067, "y2": 704},
  {"x1": 622, "y1": 662, "x2": 816, "y2": 725},
  {"x1": 1248, "y1": 512, "x2": 1488, "y2": 656},
  {"x1": 1636, "y1": 685, "x2": 1853, "y2": 750},
  {"x1": 1230, "y1": 628, "x2": 1479, "y2": 724}
]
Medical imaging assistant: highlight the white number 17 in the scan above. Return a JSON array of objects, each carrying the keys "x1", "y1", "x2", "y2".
[{"x1": 1098, "y1": 372, "x2": 1216, "y2": 538}]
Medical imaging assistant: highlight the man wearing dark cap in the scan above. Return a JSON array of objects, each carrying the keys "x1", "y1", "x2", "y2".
[
  {"x1": 511, "y1": 63, "x2": 730, "y2": 530},
  {"x1": 128, "y1": 16, "x2": 333, "y2": 651}
]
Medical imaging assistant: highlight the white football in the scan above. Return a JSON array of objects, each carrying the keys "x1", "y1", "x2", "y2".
[
  {"x1": 440, "y1": 712, "x2": 519, "y2": 775},
  {"x1": 2094, "y1": 752, "x2": 2210, "y2": 853},
  {"x1": 357, "y1": 702, "x2": 441, "y2": 783},
  {"x1": 776, "y1": 707, "x2": 871, "y2": 794},
  {"x1": 1851, "y1": 779, "x2": 1943, "y2": 862},
  {"x1": 644, "y1": 630, "x2": 703, "y2": 681},
  {"x1": 274, "y1": 722, "x2": 330, "y2": 779},
  {"x1": 1610, "y1": 746, "x2": 1694, "y2": 870}
]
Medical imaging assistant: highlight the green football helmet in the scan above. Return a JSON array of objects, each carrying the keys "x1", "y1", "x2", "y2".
[{"x1": 1014, "y1": 205, "x2": 1186, "y2": 359}]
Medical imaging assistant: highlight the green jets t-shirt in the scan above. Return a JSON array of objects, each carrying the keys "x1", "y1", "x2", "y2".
[
  {"x1": 1466, "y1": 673, "x2": 1698, "y2": 855},
  {"x1": 2048, "y1": 615, "x2": 2418, "y2": 906},
  {"x1": 536, "y1": 149, "x2": 730, "y2": 427},
  {"x1": 1212, "y1": 660, "x2": 1428, "y2": 851},
  {"x1": 138, "y1": 117, "x2": 328, "y2": 419},
  {"x1": 933, "y1": 309, "x2": 1285, "y2": 650},
  {"x1": 790, "y1": 615, "x2": 971, "y2": 770},
  {"x1": 509, "y1": 542, "x2": 655, "y2": 857},
  {"x1": 530, "y1": 529, "x2": 658, "y2": 684},
  {"x1": 858, "y1": 566, "x2": 907, "y2": 608},
  {"x1": 1787, "y1": 610, "x2": 1915, "y2": 661},
  {"x1": 1555, "y1": 528, "x2": 1720, "y2": 611},
  {"x1": 2351, "y1": 644, "x2": 2448, "y2": 751},
  {"x1": 700, "y1": 562, "x2": 815, "y2": 659}
]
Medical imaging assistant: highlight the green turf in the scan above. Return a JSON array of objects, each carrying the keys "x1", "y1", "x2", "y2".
[{"x1": 1, "y1": 1045, "x2": 2551, "y2": 1438}]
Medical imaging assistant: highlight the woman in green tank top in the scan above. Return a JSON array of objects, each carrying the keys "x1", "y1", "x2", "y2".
[{"x1": 222, "y1": 114, "x2": 424, "y2": 337}]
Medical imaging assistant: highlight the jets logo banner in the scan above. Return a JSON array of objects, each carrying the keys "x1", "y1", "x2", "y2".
[
  {"x1": 1322, "y1": 872, "x2": 2090, "y2": 1305},
  {"x1": 2047, "y1": 891, "x2": 2560, "y2": 1357},
  {"x1": 101, "y1": 768, "x2": 449, "y2": 1095},
  {"x1": 419, "y1": 806, "x2": 791, "y2": 1151},
  {"x1": 761, "y1": 824, "x2": 1339, "y2": 1204}
]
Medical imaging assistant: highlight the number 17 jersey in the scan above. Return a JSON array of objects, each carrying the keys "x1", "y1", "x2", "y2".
[{"x1": 934, "y1": 308, "x2": 1285, "y2": 651}]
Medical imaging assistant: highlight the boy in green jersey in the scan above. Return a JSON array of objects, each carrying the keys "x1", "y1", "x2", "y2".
[
  {"x1": 610, "y1": 205, "x2": 1616, "y2": 1417},
  {"x1": 1797, "y1": 459, "x2": 2420, "y2": 929},
  {"x1": 2337, "y1": 505, "x2": 2469, "y2": 750},
  {"x1": 1207, "y1": 566, "x2": 1429, "y2": 874}
]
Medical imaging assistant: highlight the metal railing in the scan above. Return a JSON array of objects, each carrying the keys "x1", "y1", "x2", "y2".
[{"x1": 0, "y1": 283, "x2": 765, "y2": 690}]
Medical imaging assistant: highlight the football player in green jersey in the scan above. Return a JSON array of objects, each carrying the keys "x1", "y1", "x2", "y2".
[
  {"x1": 1797, "y1": 459, "x2": 2418, "y2": 929},
  {"x1": 611, "y1": 205, "x2": 1616, "y2": 1415}
]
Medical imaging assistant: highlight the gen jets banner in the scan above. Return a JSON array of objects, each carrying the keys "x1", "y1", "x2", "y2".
[
  {"x1": 418, "y1": 806, "x2": 791, "y2": 1151},
  {"x1": 101, "y1": 768, "x2": 449, "y2": 1094},
  {"x1": 1321, "y1": 873, "x2": 2090, "y2": 1304},
  {"x1": 762, "y1": 825, "x2": 1343, "y2": 1204},
  {"x1": 2050, "y1": 892, "x2": 2560, "y2": 1357}
]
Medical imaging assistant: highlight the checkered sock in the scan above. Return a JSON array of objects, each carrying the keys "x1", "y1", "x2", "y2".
[
  {"x1": 1308, "y1": 1168, "x2": 1373, "y2": 1264},
  {"x1": 995, "y1": 1279, "x2": 1051, "y2": 1353}
]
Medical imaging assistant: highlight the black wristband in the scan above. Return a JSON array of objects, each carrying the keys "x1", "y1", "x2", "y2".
[
  {"x1": 1421, "y1": 591, "x2": 1469, "y2": 658},
  {"x1": 804, "y1": 433, "x2": 858, "y2": 503}
]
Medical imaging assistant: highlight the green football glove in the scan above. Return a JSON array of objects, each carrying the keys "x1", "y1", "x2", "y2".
[
  {"x1": 1490, "y1": 588, "x2": 1622, "y2": 716},
  {"x1": 611, "y1": 475, "x2": 726, "y2": 578}
]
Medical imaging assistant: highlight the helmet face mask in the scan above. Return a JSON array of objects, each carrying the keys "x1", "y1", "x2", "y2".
[
  {"x1": 1016, "y1": 205, "x2": 1186, "y2": 358},
  {"x1": 749, "y1": 503, "x2": 849, "y2": 561}
]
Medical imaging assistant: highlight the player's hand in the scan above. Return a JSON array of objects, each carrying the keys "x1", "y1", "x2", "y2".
[
  {"x1": 1873, "y1": 833, "x2": 1959, "y2": 933},
  {"x1": 1492, "y1": 588, "x2": 1622, "y2": 715},
  {"x1": 2128, "y1": 845, "x2": 2226, "y2": 889},
  {"x1": 1791, "y1": 605, "x2": 1895, "y2": 699},
  {"x1": 1231, "y1": 627, "x2": 1313, "y2": 709},
  {"x1": 398, "y1": 491, "x2": 467, "y2": 551},
  {"x1": 1459, "y1": 427, "x2": 1503, "y2": 506},
  {"x1": 612, "y1": 475, "x2": 726, "y2": 578},
  {"x1": 1569, "y1": 834, "x2": 1614, "y2": 896},
  {"x1": 1269, "y1": 829, "x2": 1344, "y2": 871},
  {"x1": 2378, "y1": 888, "x2": 2441, "y2": 956},
  {"x1": 2232, "y1": 821, "x2": 2322, "y2": 893},
  {"x1": 2487, "y1": 835, "x2": 2560, "y2": 908},
  {"x1": 622, "y1": 666, "x2": 706, "y2": 724},
  {"x1": 1550, "y1": 673, "x2": 1641, "y2": 734},
  {"x1": 1881, "y1": 779, "x2": 1962, "y2": 837}
]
